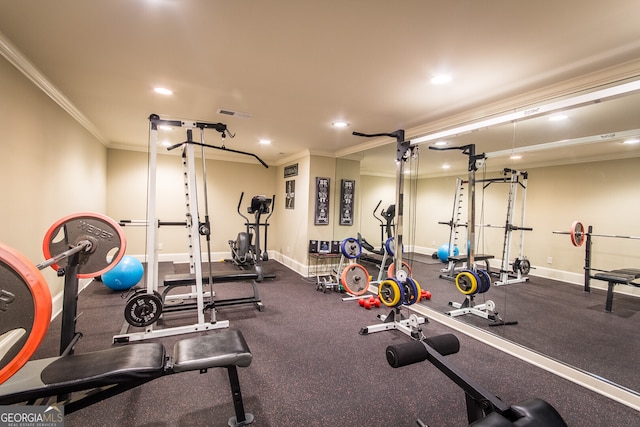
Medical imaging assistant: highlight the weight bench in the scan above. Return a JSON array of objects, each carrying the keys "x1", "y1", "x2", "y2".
[
  {"x1": 440, "y1": 254, "x2": 494, "y2": 281},
  {"x1": 386, "y1": 334, "x2": 567, "y2": 426},
  {"x1": 592, "y1": 268, "x2": 640, "y2": 313},
  {"x1": 0, "y1": 330, "x2": 255, "y2": 427},
  {"x1": 162, "y1": 272, "x2": 266, "y2": 311}
]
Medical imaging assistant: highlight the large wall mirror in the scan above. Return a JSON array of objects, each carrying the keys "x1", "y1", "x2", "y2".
[{"x1": 335, "y1": 78, "x2": 640, "y2": 397}]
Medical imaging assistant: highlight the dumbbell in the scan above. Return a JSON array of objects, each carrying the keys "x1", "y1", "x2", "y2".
[
  {"x1": 358, "y1": 296, "x2": 381, "y2": 309},
  {"x1": 420, "y1": 289, "x2": 432, "y2": 301}
]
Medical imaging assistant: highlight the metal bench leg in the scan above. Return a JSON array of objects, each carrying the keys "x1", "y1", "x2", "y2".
[
  {"x1": 226, "y1": 365, "x2": 254, "y2": 427},
  {"x1": 605, "y1": 282, "x2": 615, "y2": 312}
]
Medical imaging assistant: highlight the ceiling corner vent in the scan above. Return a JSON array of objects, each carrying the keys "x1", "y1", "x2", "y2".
[{"x1": 217, "y1": 108, "x2": 252, "y2": 119}]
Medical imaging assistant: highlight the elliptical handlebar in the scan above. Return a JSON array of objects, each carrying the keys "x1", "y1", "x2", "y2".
[
  {"x1": 372, "y1": 200, "x2": 383, "y2": 225},
  {"x1": 265, "y1": 195, "x2": 276, "y2": 223},
  {"x1": 236, "y1": 192, "x2": 251, "y2": 225}
]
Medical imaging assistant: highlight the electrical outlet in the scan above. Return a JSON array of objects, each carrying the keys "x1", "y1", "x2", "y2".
[
  {"x1": 547, "y1": 256, "x2": 552, "y2": 264},
  {"x1": 158, "y1": 243, "x2": 163, "y2": 250}
]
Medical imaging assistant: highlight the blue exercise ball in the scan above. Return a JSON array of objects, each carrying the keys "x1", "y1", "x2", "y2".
[
  {"x1": 437, "y1": 244, "x2": 459, "y2": 263},
  {"x1": 102, "y1": 256, "x2": 144, "y2": 291}
]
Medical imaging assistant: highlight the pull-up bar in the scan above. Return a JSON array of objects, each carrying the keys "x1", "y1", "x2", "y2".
[{"x1": 149, "y1": 113, "x2": 268, "y2": 168}]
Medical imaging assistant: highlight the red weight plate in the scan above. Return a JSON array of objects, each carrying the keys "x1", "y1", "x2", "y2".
[
  {"x1": 0, "y1": 243, "x2": 52, "y2": 384},
  {"x1": 42, "y1": 212, "x2": 126, "y2": 278},
  {"x1": 387, "y1": 261, "x2": 412, "y2": 279},
  {"x1": 570, "y1": 220, "x2": 585, "y2": 247},
  {"x1": 340, "y1": 263, "x2": 370, "y2": 296}
]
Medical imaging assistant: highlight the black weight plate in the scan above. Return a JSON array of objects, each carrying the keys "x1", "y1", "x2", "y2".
[
  {"x1": 403, "y1": 277, "x2": 420, "y2": 305},
  {"x1": 42, "y1": 212, "x2": 127, "y2": 278},
  {"x1": 0, "y1": 243, "x2": 52, "y2": 384},
  {"x1": 124, "y1": 292, "x2": 163, "y2": 327}
]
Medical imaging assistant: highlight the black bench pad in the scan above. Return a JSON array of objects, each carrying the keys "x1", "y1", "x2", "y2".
[
  {"x1": 610, "y1": 268, "x2": 640, "y2": 277},
  {"x1": 593, "y1": 272, "x2": 634, "y2": 284},
  {"x1": 173, "y1": 330, "x2": 252, "y2": 372},
  {"x1": 449, "y1": 254, "x2": 495, "y2": 262},
  {"x1": 0, "y1": 343, "x2": 166, "y2": 404},
  {"x1": 470, "y1": 398, "x2": 567, "y2": 427}
]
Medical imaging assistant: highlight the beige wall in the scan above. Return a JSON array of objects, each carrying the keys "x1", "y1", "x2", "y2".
[{"x1": 0, "y1": 55, "x2": 107, "y2": 298}]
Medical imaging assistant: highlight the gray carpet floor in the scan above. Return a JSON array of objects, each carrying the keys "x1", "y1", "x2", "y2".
[{"x1": 27, "y1": 258, "x2": 640, "y2": 426}]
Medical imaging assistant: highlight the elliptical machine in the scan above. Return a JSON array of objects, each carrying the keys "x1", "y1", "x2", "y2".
[
  {"x1": 358, "y1": 200, "x2": 395, "y2": 265},
  {"x1": 228, "y1": 192, "x2": 275, "y2": 281}
]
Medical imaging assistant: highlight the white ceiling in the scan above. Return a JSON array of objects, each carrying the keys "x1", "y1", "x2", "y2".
[{"x1": 1, "y1": 0, "x2": 639, "y2": 176}]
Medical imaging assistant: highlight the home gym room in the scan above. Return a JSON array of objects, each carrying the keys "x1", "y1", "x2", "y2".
[{"x1": 1, "y1": 2, "x2": 639, "y2": 426}]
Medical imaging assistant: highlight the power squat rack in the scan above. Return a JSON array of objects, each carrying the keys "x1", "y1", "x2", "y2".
[{"x1": 114, "y1": 114, "x2": 268, "y2": 343}]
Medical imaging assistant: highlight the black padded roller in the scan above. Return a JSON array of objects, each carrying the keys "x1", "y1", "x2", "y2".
[
  {"x1": 386, "y1": 334, "x2": 460, "y2": 368},
  {"x1": 423, "y1": 333, "x2": 460, "y2": 356},
  {"x1": 386, "y1": 340, "x2": 428, "y2": 368}
]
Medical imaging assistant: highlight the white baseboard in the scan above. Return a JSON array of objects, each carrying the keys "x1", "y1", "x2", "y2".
[{"x1": 90, "y1": 249, "x2": 640, "y2": 299}]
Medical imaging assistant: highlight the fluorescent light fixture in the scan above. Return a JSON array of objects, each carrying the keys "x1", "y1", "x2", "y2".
[
  {"x1": 153, "y1": 87, "x2": 173, "y2": 95},
  {"x1": 431, "y1": 74, "x2": 452, "y2": 85},
  {"x1": 332, "y1": 121, "x2": 349, "y2": 128},
  {"x1": 410, "y1": 79, "x2": 640, "y2": 147},
  {"x1": 486, "y1": 128, "x2": 640, "y2": 159}
]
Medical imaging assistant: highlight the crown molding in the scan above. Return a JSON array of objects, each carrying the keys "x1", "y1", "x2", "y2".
[{"x1": 0, "y1": 30, "x2": 109, "y2": 146}]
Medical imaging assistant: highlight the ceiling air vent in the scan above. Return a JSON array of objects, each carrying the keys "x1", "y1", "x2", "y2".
[{"x1": 217, "y1": 109, "x2": 252, "y2": 119}]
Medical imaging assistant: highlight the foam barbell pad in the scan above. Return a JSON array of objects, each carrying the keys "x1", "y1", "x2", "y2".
[
  {"x1": 423, "y1": 333, "x2": 460, "y2": 356},
  {"x1": 386, "y1": 334, "x2": 461, "y2": 368},
  {"x1": 386, "y1": 340, "x2": 428, "y2": 368}
]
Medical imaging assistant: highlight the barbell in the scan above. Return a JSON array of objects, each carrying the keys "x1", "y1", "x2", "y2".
[
  {"x1": 553, "y1": 220, "x2": 640, "y2": 247},
  {"x1": 1, "y1": 213, "x2": 126, "y2": 384}
]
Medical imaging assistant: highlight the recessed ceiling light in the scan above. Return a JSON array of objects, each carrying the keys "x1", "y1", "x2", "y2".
[
  {"x1": 435, "y1": 140, "x2": 448, "y2": 146},
  {"x1": 259, "y1": 139, "x2": 272, "y2": 145},
  {"x1": 161, "y1": 140, "x2": 172, "y2": 147},
  {"x1": 431, "y1": 74, "x2": 452, "y2": 85},
  {"x1": 510, "y1": 154, "x2": 522, "y2": 160},
  {"x1": 623, "y1": 138, "x2": 639, "y2": 144},
  {"x1": 158, "y1": 125, "x2": 172, "y2": 131},
  {"x1": 332, "y1": 121, "x2": 349, "y2": 128},
  {"x1": 154, "y1": 87, "x2": 173, "y2": 95},
  {"x1": 442, "y1": 164, "x2": 451, "y2": 169}
]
